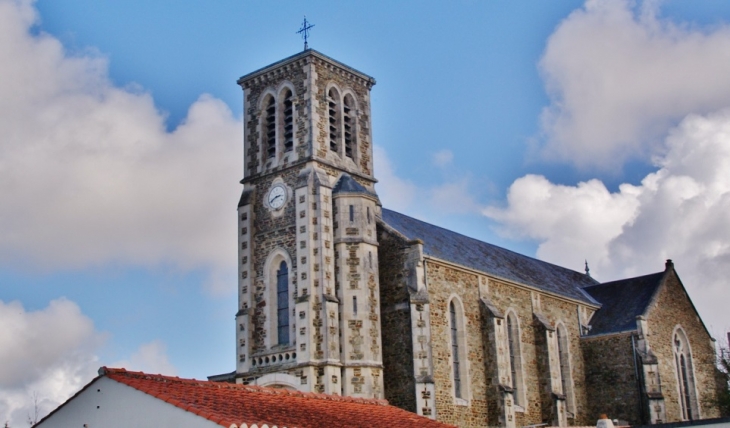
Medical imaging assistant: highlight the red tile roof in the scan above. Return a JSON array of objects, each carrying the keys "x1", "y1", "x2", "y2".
[{"x1": 100, "y1": 367, "x2": 454, "y2": 428}]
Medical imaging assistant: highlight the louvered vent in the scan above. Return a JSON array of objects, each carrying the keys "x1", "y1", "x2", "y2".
[
  {"x1": 265, "y1": 96, "x2": 276, "y2": 158},
  {"x1": 328, "y1": 88, "x2": 339, "y2": 152},
  {"x1": 344, "y1": 95, "x2": 355, "y2": 158},
  {"x1": 283, "y1": 89, "x2": 293, "y2": 152}
]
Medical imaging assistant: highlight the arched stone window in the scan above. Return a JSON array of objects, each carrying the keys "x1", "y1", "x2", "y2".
[
  {"x1": 254, "y1": 373, "x2": 300, "y2": 391},
  {"x1": 448, "y1": 297, "x2": 469, "y2": 403},
  {"x1": 264, "y1": 249, "x2": 293, "y2": 349},
  {"x1": 263, "y1": 94, "x2": 276, "y2": 159},
  {"x1": 327, "y1": 87, "x2": 341, "y2": 153},
  {"x1": 450, "y1": 301, "x2": 462, "y2": 398},
  {"x1": 506, "y1": 311, "x2": 525, "y2": 407},
  {"x1": 556, "y1": 323, "x2": 575, "y2": 414},
  {"x1": 673, "y1": 327, "x2": 698, "y2": 420},
  {"x1": 343, "y1": 94, "x2": 356, "y2": 159},
  {"x1": 276, "y1": 260, "x2": 290, "y2": 345},
  {"x1": 281, "y1": 88, "x2": 294, "y2": 153}
]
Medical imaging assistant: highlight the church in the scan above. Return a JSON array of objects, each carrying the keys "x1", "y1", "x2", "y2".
[{"x1": 211, "y1": 48, "x2": 724, "y2": 427}]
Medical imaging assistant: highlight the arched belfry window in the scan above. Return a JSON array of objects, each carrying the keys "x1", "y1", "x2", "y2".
[
  {"x1": 506, "y1": 311, "x2": 524, "y2": 406},
  {"x1": 673, "y1": 328, "x2": 698, "y2": 420},
  {"x1": 343, "y1": 94, "x2": 356, "y2": 158},
  {"x1": 276, "y1": 261, "x2": 289, "y2": 345},
  {"x1": 556, "y1": 323, "x2": 575, "y2": 413},
  {"x1": 281, "y1": 88, "x2": 294, "y2": 153},
  {"x1": 327, "y1": 88, "x2": 341, "y2": 153},
  {"x1": 263, "y1": 95, "x2": 276, "y2": 159}
]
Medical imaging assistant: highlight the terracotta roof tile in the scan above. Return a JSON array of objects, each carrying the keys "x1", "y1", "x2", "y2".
[{"x1": 100, "y1": 367, "x2": 454, "y2": 428}]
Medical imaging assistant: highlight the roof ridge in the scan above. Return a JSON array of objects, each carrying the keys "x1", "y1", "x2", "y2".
[
  {"x1": 381, "y1": 208, "x2": 587, "y2": 275},
  {"x1": 380, "y1": 208, "x2": 598, "y2": 286},
  {"x1": 101, "y1": 367, "x2": 389, "y2": 406},
  {"x1": 585, "y1": 271, "x2": 664, "y2": 289}
]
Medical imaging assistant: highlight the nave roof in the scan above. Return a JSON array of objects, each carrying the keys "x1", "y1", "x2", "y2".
[{"x1": 379, "y1": 208, "x2": 600, "y2": 305}]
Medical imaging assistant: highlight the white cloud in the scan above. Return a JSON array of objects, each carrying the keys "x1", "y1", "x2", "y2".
[
  {"x1": 432, "y1": 149, "x2": 453, "y2": 168},
  {"x1": 486, "y1": 109, "x2": 730, "y2": 335},
  {"x1": 0, "y1": 0, "x2": 242, "y2": 286},
  {"x1": 538, "y1": 0, "x2": 730, "y2": 169},
  {"x1": 428, "y1": 179, "x2": 482, "y2": 215},
  {"x1": 373, "y1": 145, "x2": 418, "y2": 213},
  {"x1": 0, "y1": 298, "x2": 102, "y2": 427},
  {"x1": 374, "y1": 145, "x2": 482, "y2": 218},
  {"x1": 484, "y1": 175, "x2": 641, "y2": 269},
  {"x1": 0, "y1": 298, "x2": 179, "y2": 426},
  {"x1": 111, "y1": 340, "x2": 177, "y2": 376}
]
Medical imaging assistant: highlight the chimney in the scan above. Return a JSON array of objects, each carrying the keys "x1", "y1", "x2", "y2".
[{"x1": 665, "y1": 259, "x2": 674, "y2": 270}]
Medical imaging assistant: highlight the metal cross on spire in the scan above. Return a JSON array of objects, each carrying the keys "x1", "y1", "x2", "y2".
[{"x1": 297, "y1": 16, "x2": 314, "y2": 51}]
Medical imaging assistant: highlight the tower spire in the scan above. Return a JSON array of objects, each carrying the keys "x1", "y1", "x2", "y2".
[{"x1": 585, "y1": 260, "x2": 591, "y2": 277}]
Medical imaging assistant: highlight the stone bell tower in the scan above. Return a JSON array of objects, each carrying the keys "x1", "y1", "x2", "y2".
[{"x1": 234, "y1": 49, "x2": 384, "y2": 398}]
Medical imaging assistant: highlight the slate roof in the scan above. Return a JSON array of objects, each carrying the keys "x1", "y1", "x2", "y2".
[
  {"x1": 42, "y1": 367, "x2": 454, "y2": 428},
  {"x1": 583, "y1": 271, "x2": 665, "y2": 336},
  {"x1": 332, "y1": 173, "x2": 373, "y2": 196},
  {"x1": 379, "y1": 208, "x2": 600, "y2": 305}
]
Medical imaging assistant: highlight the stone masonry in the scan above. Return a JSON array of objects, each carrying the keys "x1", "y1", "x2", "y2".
[{"x1": 221, "y1": 49, "x2": 724, "y2": 428}]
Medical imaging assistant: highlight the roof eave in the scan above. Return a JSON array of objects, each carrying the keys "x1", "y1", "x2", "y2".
[
  {"x1": 581, "y1": 329, "x2": 637, "y2": 340},
  {"x1": 422, "y1": 254, "x2": 601, "y2": 309}
]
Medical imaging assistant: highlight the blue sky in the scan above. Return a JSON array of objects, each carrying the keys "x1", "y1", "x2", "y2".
[{"x1": 2, "y1": 0, "x2": 730, "y2": 424}]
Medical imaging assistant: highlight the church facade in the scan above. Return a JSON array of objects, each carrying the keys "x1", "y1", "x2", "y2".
[{"x1": 221, "y1": 49, "x2": 724, "y2": 427}]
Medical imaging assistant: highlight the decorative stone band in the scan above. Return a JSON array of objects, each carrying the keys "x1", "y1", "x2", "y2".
[{"x1": 250, "y1": 350, "x2": 298, "y2": 368}]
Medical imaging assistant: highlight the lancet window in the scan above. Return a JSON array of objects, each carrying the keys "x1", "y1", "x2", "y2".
[
  {"x1": 450, "y1": 301, "x2": 462, "y2": 398},
  {"x1": 276, "y1": 261, "x2": 290, "y2": 345},
  {"x1": 506, "y1": 311, "x2": 524, "y2": 406},
  {"x1": 673, "y1": 328, "x2": 698, "y2": 420}
]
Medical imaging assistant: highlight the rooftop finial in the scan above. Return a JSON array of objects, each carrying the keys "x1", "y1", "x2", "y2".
[
  {"x1": 297, "y1": 16, "x2": 315, "y2": 51},
  {"x1": 585, "y1": 260, "x2": 591, "y2": 277}
]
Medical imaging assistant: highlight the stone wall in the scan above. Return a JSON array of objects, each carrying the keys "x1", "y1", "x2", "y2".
[
  {"x1": 377, "y1": 227, "x2": 417, "y2": 412},
  {"x1": 426, "y1": 262, "x2": 489, "y2": 427},
  {"x1": 645, "y1": 269, "x2": 721, "y2": 421},
  {"x1": 310, "y1": 57, "x2": 374, "y2": 179},
  {"x1": 483, "y1": 279, "x2": 534, "y2": 427},
  {"x1": 250, "y1": 167, "x2": 302, "y2": 353},
  {"x1": 581, "y1": 332, "x2": 641, "y2": 424},
  {"x1": 241, "y1": 58, "x2": 309, "y2": 178},
  {"x1": 424, "y1": 261, "x2": 593, "y2": 427},
  {"x1": 539, "y1": 294, "x2": 591, "y2": 424}
]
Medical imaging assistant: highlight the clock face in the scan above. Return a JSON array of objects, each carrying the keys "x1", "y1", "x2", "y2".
[{"x1": 267, "y1": 184, "x2": 287, "y2": 210}]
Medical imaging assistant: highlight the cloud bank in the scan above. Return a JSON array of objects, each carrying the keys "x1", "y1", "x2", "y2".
[
  {"x1": 0, "y1": 299, "x2": 100, "y2": 426},
  {"x1": 538, "y1": 0, "x2": 730, "y2": 169},
  {"x1": 488, "y1": 0, "x2": 730, "y2": 335},
  {"x1": 0, "y1": 298, "x2": 177, "y2": 426},
  {"x1": 374, "y1": 145, "x2": 483, "y2": 218},
  {"x1": 0, "y1": 0, "x2": 243, "y2": 288}
]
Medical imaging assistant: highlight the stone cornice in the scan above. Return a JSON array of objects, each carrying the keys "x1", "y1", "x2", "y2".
[
  {"x1": 422, "y1": 255, "x2": 601, "y2": 310},
  {"x1": 238, "y1": 49, "x2": 376, "y2": 89}
]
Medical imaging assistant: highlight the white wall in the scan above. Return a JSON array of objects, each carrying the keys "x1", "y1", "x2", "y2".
[{"x1": 36, "y1": 377, "x2": 222, "y2": 428}]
